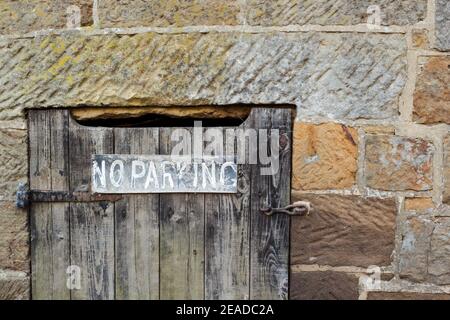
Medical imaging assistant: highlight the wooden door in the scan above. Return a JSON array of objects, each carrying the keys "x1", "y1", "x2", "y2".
[{"x1": 29, "y1": 107, "x2": 292, "y2": 300}]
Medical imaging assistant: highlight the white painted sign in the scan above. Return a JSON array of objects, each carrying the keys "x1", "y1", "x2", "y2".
[{"x1": 92, "y1": 155, "x2": 237, "y2": 194}]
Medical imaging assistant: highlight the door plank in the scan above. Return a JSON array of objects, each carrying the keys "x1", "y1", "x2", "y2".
[
  {"x1": 69, "y1": 117, "x2": 114, "y2": 300},
  {"x1": 114, "y1": 128, "x2": 160, "y2": 300},
  {"x1": 30, "y1": 109, "x2": 70, "y2": 300},
  {"x1": 159, "y1": 128, "x2": 204, "y2": 300},
  {"x1": 250, "y1": 108, "x2": 292, "y2": 300},
  {"x1": 205, "y1": 127, "x2": 250, "y2": 300}
]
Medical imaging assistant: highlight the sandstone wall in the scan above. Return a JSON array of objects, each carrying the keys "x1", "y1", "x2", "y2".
[{"x1": 0, "y1": 0, "x2": 449, "y2": 300}]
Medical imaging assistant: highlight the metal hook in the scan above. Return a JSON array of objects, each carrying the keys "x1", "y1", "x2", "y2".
[{"x1": 261, "y1": 201, "x2": 311, "y2": 216}]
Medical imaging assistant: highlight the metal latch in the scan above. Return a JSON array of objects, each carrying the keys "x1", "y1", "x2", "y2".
[
  {"x1": 16, "y1": 183, "x2": 122, "y2": 209},
  {"x1": 261, "y1": 201, "x2": 311, "y2": 216}
]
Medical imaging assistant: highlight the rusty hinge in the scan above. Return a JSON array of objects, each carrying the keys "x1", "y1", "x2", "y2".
[
  {"x1": 16, "y1": 183, "x2": 122, "y2": 209},
  {"x1": 261, "y1": 201, "x2": 311, "y2": 217}
]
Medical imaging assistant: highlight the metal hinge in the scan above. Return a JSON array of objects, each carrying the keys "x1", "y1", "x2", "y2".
[
  {"x1": 261, "y1": 201, "x2": 311, "y2": 216},
  {"x1": 16, "y1": 183, "x2": 122, "y2": 209}
]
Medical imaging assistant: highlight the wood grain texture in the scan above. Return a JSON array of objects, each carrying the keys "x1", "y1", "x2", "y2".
[
  {"x1": 30, "y1": 109, "x2": 70, "y2": 300},
  {"x1": 250, "y1": 108, "x2": 291, "y2": 300},
  {"x1": 69, "y1": 117, "x2": 114, "y2": 300},
  {"x1": 114, "y1": 128, "x2": 160, "y2": 300},
  {"x1": 159, "y1": 128, "x2": 204, "y2": 300},
  {"x1": 205, "y1": 127, "x2": 250, "y2": 300}
]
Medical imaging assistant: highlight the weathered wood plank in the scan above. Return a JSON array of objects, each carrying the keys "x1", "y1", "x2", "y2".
[
  {"x1": 29, "y1": 109, "x2": 51, "y2": 300},
  {"x1": 68, "y1": 117, "x2": 114, "y2": 300},
  {"x1": 205, "y1": 127, "x2": 250, "y2": 300},
  {"x1": 250, "y1": 108, "x2": 292, "y2": 300},
  {"x1": 114, "y1": 128, "x2": 159, "y2": 300},
  {"x1": 30, "y1": 109, "x2": 70, "y2": 300},
  {"x1": 159, "y1": 127, "x2": 204, "y2": 300},
  {"x1": 29, "y1": 110, "x2": 51, "y2": 191}
]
